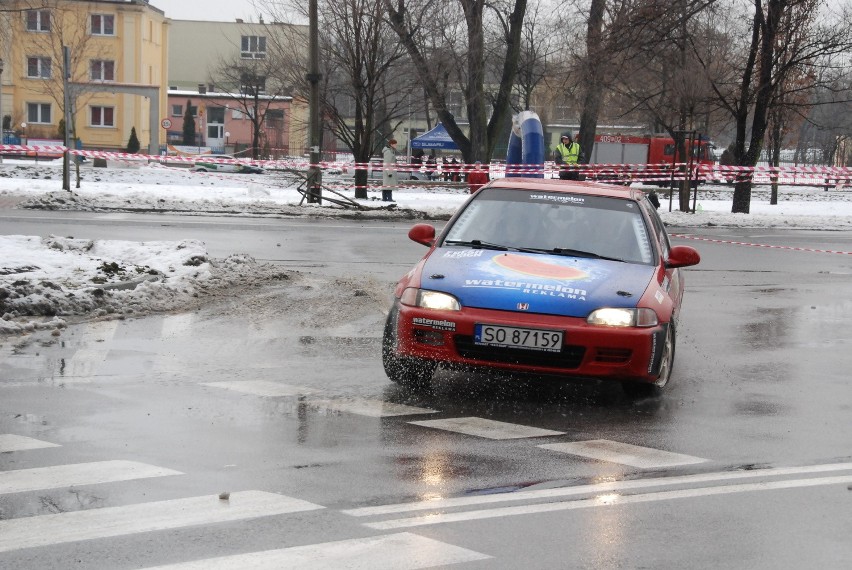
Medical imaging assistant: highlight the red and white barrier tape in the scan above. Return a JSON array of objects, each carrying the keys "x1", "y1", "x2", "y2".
[
  {"x1": 672, "y1": 233, "x2": 852, "y2": 255},
  {"x1": 5, "y1": 145, "x2": 852, "y2": 183}
]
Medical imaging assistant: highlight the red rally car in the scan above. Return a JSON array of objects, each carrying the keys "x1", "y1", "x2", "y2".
[{"x1": 382, "y1": 178, "x2": 700, "y2": 396}]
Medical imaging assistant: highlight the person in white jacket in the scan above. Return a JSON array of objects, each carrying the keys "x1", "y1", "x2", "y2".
[{"x1": 382, "y1": 139, "x2": 398, "y2": 202}]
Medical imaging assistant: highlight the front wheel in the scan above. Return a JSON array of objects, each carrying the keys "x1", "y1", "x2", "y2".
[
  {"x1": 622, "y1": 324, "x2": 675, "y2": 398},
  {"x1": 381, "y1": 305, "x2": 436, "y2": 390}
]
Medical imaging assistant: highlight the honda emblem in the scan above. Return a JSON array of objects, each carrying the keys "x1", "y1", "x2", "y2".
[{"x1": 517, "y1": 302, "x2": 529, "y2": 311}]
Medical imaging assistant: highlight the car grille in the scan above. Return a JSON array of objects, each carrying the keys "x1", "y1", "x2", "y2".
[{"x1": 453, "y1": 335, "x2": 585, "y2": 369}]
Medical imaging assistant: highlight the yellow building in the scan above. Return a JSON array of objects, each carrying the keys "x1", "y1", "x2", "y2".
[{"x1": 0, "y1": 0, "x2": 169, "y2": 154}]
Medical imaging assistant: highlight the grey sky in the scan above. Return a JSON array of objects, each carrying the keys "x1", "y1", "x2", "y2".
[{"x1": 149, "y1": 0, "x2": 268, "y2": 23}]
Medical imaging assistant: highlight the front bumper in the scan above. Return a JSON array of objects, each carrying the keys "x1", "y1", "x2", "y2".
[{"x1": 392, "y1": 302, "x2": 668, "y2": 383}]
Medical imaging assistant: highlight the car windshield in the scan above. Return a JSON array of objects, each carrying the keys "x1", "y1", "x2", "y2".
[{"x1": 442, "y1": 187, "x2": 655, "y2": 264}]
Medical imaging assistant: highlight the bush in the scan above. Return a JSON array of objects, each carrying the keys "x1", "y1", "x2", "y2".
[{"x1": 126, "y1": 127, "x2": 140, "y2": 153}]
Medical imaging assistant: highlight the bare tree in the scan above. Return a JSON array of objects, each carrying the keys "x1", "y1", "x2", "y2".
[
  {"x1": 262, "y1": 0, "x2": 412, "y2": 198},
  {"x1": 211, "y1": 53, "x2": 291, "y2": 159},
  {"x1": 697, "y1": 0, "x2": 852, "y2": 213},
  {"x1": 384, "y1": 0, "x2": 528, "y2": 163},
  {"x1": 509, "y1": 1, "x2": 562, "y2": 115},
  {"x1": 606, "y1": 0, "x2": 721, "y2": 210}
]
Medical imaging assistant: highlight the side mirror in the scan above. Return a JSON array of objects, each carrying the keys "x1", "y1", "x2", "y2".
[
  {"x1": 666, "y1": 245, "x2": 700, "y2": 268},
  {"x1": 408, "y1": 223, "x2": 436, "y2": 246}
]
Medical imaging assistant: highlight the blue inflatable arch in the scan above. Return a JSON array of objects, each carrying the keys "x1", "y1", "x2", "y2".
[{"x1": 505, "y1": 111, "x2": 544, "y2": 178}]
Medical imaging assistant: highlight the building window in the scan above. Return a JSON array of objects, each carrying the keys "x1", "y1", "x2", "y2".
[
  {"x1": 240, "y1": 73, "x2": 266, "y2": 95},
  {"x1": 91, "y1": 14, "x2": 115, "y2": 36},
  {"x1": 90, "y1": 60, "x2": 115, "y2": 81},
  {"x1": 241, "y1": 35, "x2": 267, "y2": 59},
  {"x1": 27, "y1": 57, "x2": 52, "y2": 79},
  {"x1": 171, "y1": 105, "x2": 183, "y2": 117},
  {"x1": 27, "y1": 103, "x2": 51, "y2": 124},
  {"x1": 26, "y1": 10, "x2": 51, "y2": 32},
  {"x1": 553, "y1": 96, "x2": 572, "y2": 122},
  {"x1": 90, "y1": 106, "x2": 115, "y2": 127},
  {"x1": 446, "y1": 90, "x2": 464, "y2": 120}
]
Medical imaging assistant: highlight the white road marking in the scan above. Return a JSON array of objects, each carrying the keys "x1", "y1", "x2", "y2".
[
  {"x1": 0, "y1": 460, "x2": 183, "y2": 495},
  {"x1": 63, "y1": 348, "x2": 111, "y2": 377},
  {"x1": 308, "y1": 399, "x2": 437, "y2": 418},
  {"x1": 0, "y1": 434, "x2": 61, "y2": 453},
  {"x1": 139, "y1": 532, "x2": 490, "y2": 569},
  {"x1": 365, "y1": 475, "x2": 852, "y2": 530},
  {"x1": 344, "y1": 462, "x2": 852, "y2": 517},
  {"x1": 203, "y1": 381, "x2": 437, "y2": 417},
  {"x1": 409, "y1": 417, "x2": 565, "y2": 439},
  {"x1": 0, "y1": 490, "x2": 323, "y2": 553},
  {"x1": 74, "y1": 320, "x2": 119, "y2": 344},
  {"x1": 203, "y1": 380, "x2": 322, "y2": 397},
  {"x1": 62, "y1": 320, "x2": 119, "y2": 377},
  {"x1": 160, "y1": 313, "x2": 196, "y2": 338},
  {"x1": 538, "y1": 439, "x2": 707, "y2": 468}
]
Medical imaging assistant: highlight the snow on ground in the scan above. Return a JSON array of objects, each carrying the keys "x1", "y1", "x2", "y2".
[{"x1": 1, "y1": 158, "x2": 851, "y2": 334}]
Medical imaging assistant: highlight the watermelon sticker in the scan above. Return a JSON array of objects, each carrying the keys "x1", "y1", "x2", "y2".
[{"x1": 493, "y1": 253, "x2": 588, "y2": 281}]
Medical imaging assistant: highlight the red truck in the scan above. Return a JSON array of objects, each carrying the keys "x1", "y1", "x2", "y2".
[{"x1": 585, "y1": 133, "x2": 714, "y2": 185}]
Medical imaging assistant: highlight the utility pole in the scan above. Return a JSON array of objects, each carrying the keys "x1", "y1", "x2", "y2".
[
  {"x1": 62, "y1": 46, "x2": 72, "y2": 191},
  {"x1": 306, "y1": 0, "x2": 322, "y2": 203}
]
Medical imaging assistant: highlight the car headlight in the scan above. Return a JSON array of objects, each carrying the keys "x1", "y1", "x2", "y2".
[
  {"x1": 400, "y1": 288, "x2": 461, "y2": 311},
  {"x1": 586, "y1": 307, "x2": 658, "y2": 327}
]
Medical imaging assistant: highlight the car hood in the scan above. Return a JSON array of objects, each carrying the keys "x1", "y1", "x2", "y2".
[{"x1": 420, "y1": 248, "x2": 656, "y2": 318}]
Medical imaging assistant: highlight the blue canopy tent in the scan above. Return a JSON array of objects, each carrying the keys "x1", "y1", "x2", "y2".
[{"x1": 410, "y1": 123, "x2": 459, "y2": 150}]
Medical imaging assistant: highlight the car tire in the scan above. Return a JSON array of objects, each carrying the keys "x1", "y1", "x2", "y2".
[
  {"x1": 381, "y1": 304, "x2": 436, "y2": 390},
  {"x1": 622, "y1": 323, "x2": 675, "y2": 398}
]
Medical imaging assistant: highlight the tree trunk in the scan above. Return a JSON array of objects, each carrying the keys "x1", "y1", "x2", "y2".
[
  {"x1": 576, "y1": 0, "x2": 606, "y2": 167},
  {"x1": 354, "y1": 168, "x2": 369, "y2": 199}
]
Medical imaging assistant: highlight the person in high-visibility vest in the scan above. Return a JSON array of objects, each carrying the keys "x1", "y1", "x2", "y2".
[{"x1": 553, "y1": 133, "x2": 581, "y2": 180}]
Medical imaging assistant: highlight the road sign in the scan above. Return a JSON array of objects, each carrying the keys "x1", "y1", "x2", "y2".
[{"x1": 161, "y1": 118, "x2": 172, "y2": 129}]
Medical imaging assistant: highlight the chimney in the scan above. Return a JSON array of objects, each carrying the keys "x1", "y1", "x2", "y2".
[{"x1": 198, "y1": 84, "x2": 206, "y2": 94}]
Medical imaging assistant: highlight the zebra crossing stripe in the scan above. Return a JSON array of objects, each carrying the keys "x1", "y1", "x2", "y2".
[
  {"x1": 160, "y1": 313, "x2": 196, "y2": 338},
  {"x1": 138, "y1": 532, "x2": 490, "y2": 569},
  {"x1": 307, "y1": 399, "x2": 437, "y2": 418},
  {"x1": 202, "y1": 380, "x2": 322, "y2": 397},
  {"x1": 203, "y1": 381, "x2": 437, "y2": 417},
  {"x1": 0, "y1": 434, "x2": 60, "y2": 453},
  {"x1": 538, "y1": 439, "x2": 707, "y2": 468},
  {"x1": 62, "y1": 321, "x2": 119, "y2": 377},
  {"x1": 0, "y1": 491, "x2": 323, "y2": 553},
  {"x1": 0, "y1": 460, "x2": 183, "y2": 495},
  {"x1": 409, "y1": 417, "x2": 565, "y2": 439}
]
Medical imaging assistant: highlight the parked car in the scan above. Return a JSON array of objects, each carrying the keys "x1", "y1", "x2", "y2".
[
  {"x1": 382, "y1": 178, "x2": 701, "y2": 396},
  {"x1": 191, "y1": 154, "x2": 265, "y2": 174}
]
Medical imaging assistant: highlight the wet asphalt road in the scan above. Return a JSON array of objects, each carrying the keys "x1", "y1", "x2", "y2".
[{"x1": 1, "y1": 209, "x2": 851, "y2": 568}]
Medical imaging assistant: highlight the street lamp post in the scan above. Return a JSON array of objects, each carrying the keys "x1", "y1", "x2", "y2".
[{"x1": 225, "y1": 131, "x2": 230, "y2": 153}]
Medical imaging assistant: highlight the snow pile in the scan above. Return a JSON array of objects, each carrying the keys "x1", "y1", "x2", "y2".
[{"x1": 0, "y1": 235, "x2": 290, "y2": 334}]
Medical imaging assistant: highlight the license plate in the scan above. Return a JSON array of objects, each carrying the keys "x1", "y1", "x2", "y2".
[{"x1": 474, "y1": 324, "x2": 563, "y2": 352}]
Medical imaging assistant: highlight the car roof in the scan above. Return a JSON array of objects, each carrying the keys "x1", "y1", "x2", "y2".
[
  {"x1": 197, "y1": 155, "x2": 234, "y2": 160},
  {"x1": 487, "y1": 178, "x2": 645, "y2": 201}
]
